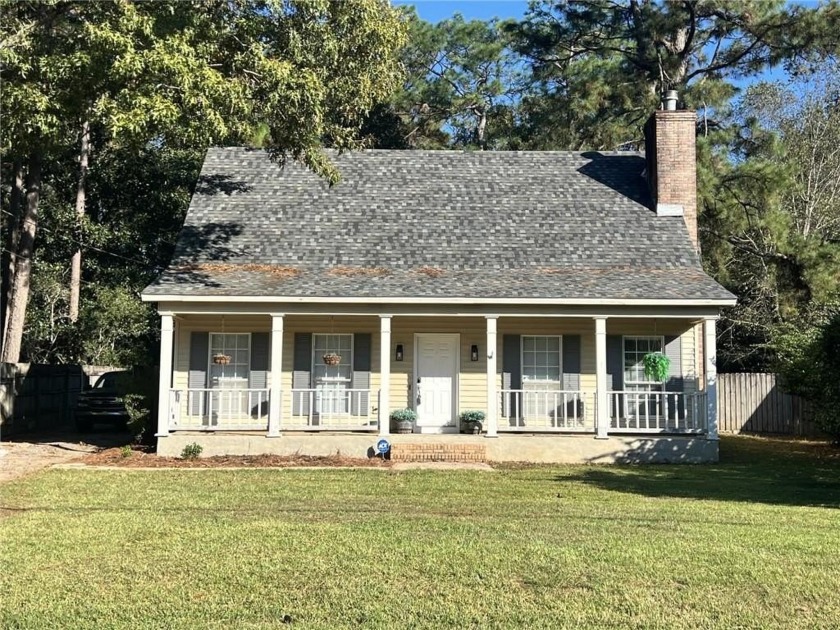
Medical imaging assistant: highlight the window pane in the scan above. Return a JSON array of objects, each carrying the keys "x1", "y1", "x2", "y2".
[{"x1": 520, "y1": 336, "x2": 561, "y2": 382}]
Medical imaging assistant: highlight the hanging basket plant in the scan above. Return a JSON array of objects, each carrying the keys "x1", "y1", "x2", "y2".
[
  {"x1": 213, "y1": 353, "x2": 231, "y2": 365},
  {"x1": 643, "y1": 352, "x2": 670, "y2": 382},
  {"x1": 322, "y1": 352, "x2": 342, "y2": 366}
]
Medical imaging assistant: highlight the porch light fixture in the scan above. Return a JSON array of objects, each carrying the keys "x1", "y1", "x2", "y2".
[
  {"x1": 471, "y1": 345, "x2": 479, "y2": 362},
  {"x1": 395, "y1": 344, "x2": 404, "y2": 362}
]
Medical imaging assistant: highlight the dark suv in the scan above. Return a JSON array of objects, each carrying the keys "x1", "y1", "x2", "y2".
[{"x1": 75, "y1": 370, "x2": 130, "y2": 432}]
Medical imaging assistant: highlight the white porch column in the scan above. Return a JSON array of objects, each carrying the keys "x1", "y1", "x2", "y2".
[
  {"x1": 704, "y1": 318, "x2": 719, "y2": 440},
  {"x1": 378, "y1": 315, "x2": 391, "y2": 436},
  {"x1": 485, "y1": 316, "x2": 499, "y2": 437},
  {"x1": 156, "y1": 313, "x2": 174, "y2": 437},
  {"x1": 594, "y1": 317, "x2": 609, "y2": 439},
  {"x1": 268, "y1": 314, "x2": 284, "y2": 437}
]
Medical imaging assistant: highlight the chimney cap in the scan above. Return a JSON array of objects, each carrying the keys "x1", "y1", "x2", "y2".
[{"x1": 663, "y1": 90, "x2": 679, "y2": 111}]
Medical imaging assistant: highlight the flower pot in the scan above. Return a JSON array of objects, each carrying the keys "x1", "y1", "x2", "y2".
[
  {"x1": 323, "y1": 353, "x2": 342, "y2": 366},
  {"x1": 212, "y1": 354, "x2": 231, "y2": 365},
  {"x1": 461, "y1": 420, "x2": 482, "y2": 434},
  {"x1": 396, "y1": 419, "x2": 414, "y2": 434}
]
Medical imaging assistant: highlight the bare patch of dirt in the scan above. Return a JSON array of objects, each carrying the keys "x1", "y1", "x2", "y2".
[
  {"x1": 81, "y1": 448, "x2": 393, "y2": 469},
  {"x1": 0, "y1": 439, "x2": 102, "y2": 482}
]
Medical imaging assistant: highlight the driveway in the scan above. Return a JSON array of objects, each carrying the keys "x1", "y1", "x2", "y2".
[{"x1": 0, "y1": 431, "x2": 130, "y2": 483}]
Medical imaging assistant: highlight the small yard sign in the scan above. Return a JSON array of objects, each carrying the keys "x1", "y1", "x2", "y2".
[{"x1": 376, "y1": 438, "x2": 390, "y2": 455}]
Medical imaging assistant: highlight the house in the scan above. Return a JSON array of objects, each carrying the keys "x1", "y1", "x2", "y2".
[{"x1": 141, "y1": 97, "x2": 736, "y2": 463}]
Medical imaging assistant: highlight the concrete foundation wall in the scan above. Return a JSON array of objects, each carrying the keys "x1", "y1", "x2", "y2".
[{"x1": 157, "y1": 432, "x2": 719, "y2": 464}]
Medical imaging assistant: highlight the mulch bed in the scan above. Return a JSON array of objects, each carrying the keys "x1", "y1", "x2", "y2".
[{"x1": 81, "y1": 447, "x2": 392, "y2": 469}]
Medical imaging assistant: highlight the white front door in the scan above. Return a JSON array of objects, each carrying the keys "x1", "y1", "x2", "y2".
[{"x1": 415, "y1": 334, "x2": 459, "y2": 432}]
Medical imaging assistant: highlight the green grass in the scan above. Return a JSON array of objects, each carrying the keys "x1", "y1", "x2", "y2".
[{"x1": 2, "y1": 436, "x2": 839, "y2": 629}]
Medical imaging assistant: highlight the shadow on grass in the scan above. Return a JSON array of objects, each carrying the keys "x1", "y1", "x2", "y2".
[{"x1": 564, "y1": 436, "x2": 840, "y2": 508}]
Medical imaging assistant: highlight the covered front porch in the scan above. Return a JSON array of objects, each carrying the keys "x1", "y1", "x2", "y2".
[{"x1": 155, "y1": 307, "x2": 720, "y2": 459}]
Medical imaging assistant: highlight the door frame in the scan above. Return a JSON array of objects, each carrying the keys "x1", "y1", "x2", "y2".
[{"x1": 413, "y1": 333, "x2": 460, "y2": 432}]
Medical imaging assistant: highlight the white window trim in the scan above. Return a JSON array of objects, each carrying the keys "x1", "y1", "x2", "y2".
[
  {"x1": 520, "y1": 335, "x2": 564, "y2": 384},
  {"x1": 311, "y1": 333, "x2": 355, "y2": 416},
  {"x1": 207, "y1": 332, "x2": 252, "y2": 388},
  {"x1": 622, "y1": 335, "x2": 665, "y2": 389}
]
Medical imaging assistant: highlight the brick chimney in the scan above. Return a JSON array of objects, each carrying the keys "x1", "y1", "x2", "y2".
[{"x1": 644, "y1": 91, "x2": 699, "y2": 251}]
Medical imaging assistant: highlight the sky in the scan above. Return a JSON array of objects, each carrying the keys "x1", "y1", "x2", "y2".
[{"x1": 393, "y1": 0, "x2": 528, "y2": 22}]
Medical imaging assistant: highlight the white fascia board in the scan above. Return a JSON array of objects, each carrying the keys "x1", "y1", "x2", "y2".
[{"x1": 142, "y1": 293, "x2": 737, "y2": 307}]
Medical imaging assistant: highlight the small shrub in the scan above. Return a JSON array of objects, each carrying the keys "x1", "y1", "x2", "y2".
[
  {"x1": 121, "y1": 393, "x2": 150, "y2": 442},
  {"x1": 459, "y1": 410, "x2": 485, "y2": 423},
  {"x1": 119, "y1": 445, "x2": 132, "y2": 458},
  {"x1": 181, "y1": 442, "x2": 203, "y2": 460},
  {"x1": 389, "y1": 408, "x2": 417, "y2": 423}
]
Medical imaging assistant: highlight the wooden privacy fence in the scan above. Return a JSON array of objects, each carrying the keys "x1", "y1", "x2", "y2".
[
  {"x1": 1, "y1": 363, "x2": 84, "y2": 434},
  {"x1": 0, "y1": 363, "x2": 121, "y2": 435},
  {"x1": 717, "y1": 373, "x2": 818, "y2": 437}
]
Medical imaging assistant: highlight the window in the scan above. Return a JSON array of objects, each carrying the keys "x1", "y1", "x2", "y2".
[
  {"x1": 520, "y1": 336, "x2": 563, "y2": 420},
  {"x1": 521, "y1": 336, "x2": 562, "y2": 382},
  {"x1": 312, "y1": 334, "x2": 353, "y2": 414},
  {"x1": 208, "y1": 333, "x2": 251, "y2": 419},
  {"x1": 623, "y1": 336, "x2": 664, "y2": 421},
  {"x1": 623, "y1": 336, "x2": 664, "y2": 391}
]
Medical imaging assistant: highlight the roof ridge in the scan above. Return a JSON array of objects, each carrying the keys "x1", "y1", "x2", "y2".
[{"x1": 205, "y1": 146, "x2": 644, "y2": 157}]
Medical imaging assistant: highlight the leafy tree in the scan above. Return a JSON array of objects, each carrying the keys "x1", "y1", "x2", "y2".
[
  {"x1": 774, "y1": 308, "x2": 840, "y2": 440},
  {"x1": 1, "y1": 0, "x2": 406, "y2": 364},
  {"x1": 374, "y1": 12, "x2": 521, "y2": 149},
  {"x1": 701, "y1": 69, "x2": 840, "y2": 370},
  {"x1": 505, "y1": 0, "x2": 840, "y2": 149}
]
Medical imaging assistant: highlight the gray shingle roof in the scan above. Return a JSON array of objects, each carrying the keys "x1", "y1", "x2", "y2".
[{"x1": 143, "y1": 147, "x2": 734, "y2": 302}]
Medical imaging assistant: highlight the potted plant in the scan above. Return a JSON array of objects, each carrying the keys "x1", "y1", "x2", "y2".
[
  {"x1": 642, "y1": 352, "x2": 670, "y2": 382},
  {"x1": 390, "y1": 408, "x2": 417, "y2": 434},
  {"x1": 212, "y1": 353, "x2": 231, "y2": 365},
  {"x1": 460, "y1": 410, "x2": 485, "y2": 434},
  {"x1": 322, "y1": 352, "x2": 342, "y2": 366}
]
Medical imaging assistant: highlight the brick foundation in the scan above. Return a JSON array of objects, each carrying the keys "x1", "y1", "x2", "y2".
[{"x1": 389, "y1": 442, "x2": 487, "y2": 463}]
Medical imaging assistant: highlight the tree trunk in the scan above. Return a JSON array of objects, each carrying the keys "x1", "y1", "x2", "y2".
[
  {"x1": 1, "y1": 151, "x2": 42, "y2": 364},
  {"x1": 1, "y1": 159, "x2": 24, "y2": 342},
  {"x1": 69, "y1": 119, "x2": 90, "y2": 323},
  {"x1": 476, "y1": 108, "x2": 487, "y2": 149}
]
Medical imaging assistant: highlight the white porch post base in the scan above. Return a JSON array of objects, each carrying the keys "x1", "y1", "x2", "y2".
[
  {"x1": 155, "y1": 313, "x2": 174, "y2": 437},
  {"x1": 594, "y1": 317, "x2": 609, "y2": 439},
  {"x1": 268, "y1": 314, "x2": 284, "y2": 437},
  {"x1": 485, "y1": 316, "x2": 499, "y2": 437},
  {"x1": 704, "y1": 318, "x2": 719, "y2": 440},
  {"x1": 379, "y1": 316, "x2": 391, "y2": 436}
]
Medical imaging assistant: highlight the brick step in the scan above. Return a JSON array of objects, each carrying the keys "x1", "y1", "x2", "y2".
[{"x1": 390, "y1": 443, "x2": 486, "y2": 463}]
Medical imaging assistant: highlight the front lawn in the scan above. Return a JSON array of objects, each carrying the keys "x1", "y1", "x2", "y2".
[{"x1": 2, "y1": 436, "x2": 839, "y2": 629}]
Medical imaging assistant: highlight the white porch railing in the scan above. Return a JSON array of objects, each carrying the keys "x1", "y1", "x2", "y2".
[
  {"x1": 608, "y1": 390, "x2": 707, "y2": 433},
  {"x1": 284, "y1": 388, "x2": 377, "y2": 431},
  {"x1": 499, "y1": 389, "x2": 594, "y2": 432},
  {"x1": 169, "y1": 388, "x2": 269, "y2": 431},
  {"x1": 165, "y1": 387, "x2": 707, "y2": 435}
]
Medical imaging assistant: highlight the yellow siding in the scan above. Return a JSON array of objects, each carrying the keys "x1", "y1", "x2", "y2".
[{"x1": 171, "y1": 314, "x2": 700, "y2": 422}]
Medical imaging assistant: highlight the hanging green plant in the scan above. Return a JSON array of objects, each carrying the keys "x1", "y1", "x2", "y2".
[{"x1": 643, "y1": 352, "x2": 671, "y2": 382}]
